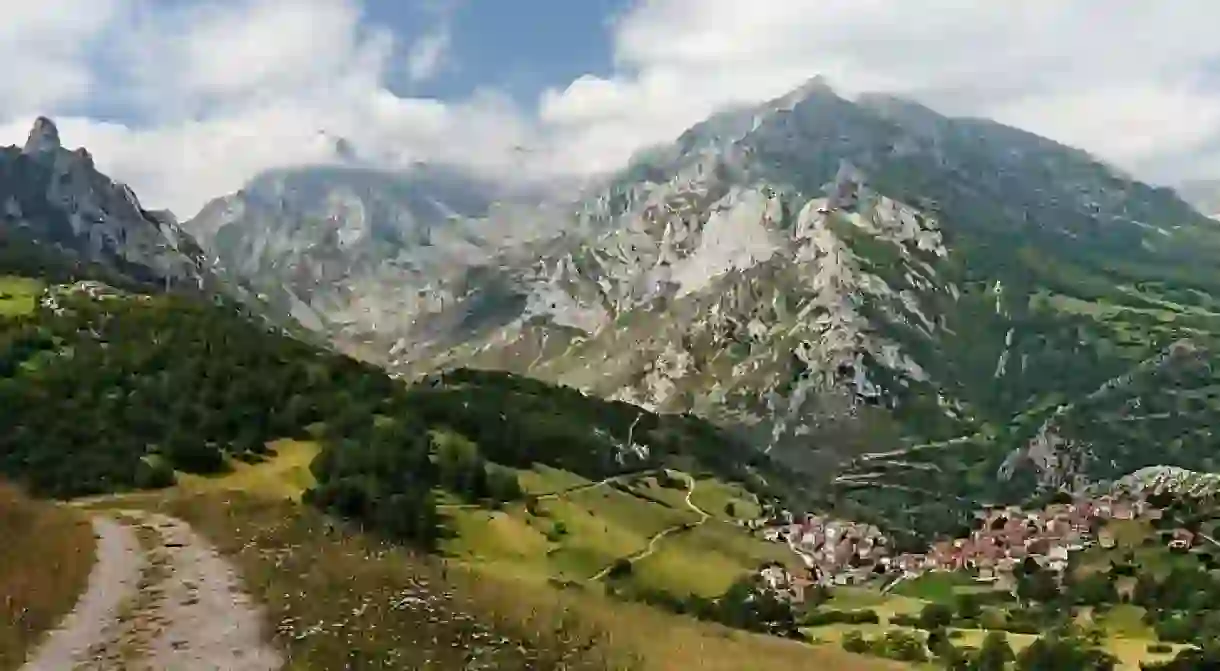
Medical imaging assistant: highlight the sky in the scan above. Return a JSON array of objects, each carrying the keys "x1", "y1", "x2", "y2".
[{"x1": 4, "y1": 0, "x2": 1220, "y2": 219}]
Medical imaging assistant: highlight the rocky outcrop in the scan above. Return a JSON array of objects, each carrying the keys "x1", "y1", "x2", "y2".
[
  {"x1": 181, "y1": 77, "x2": 1220, "y2": 523},
  {"x1": 0, "y1": 117, "x2": 211, "y2": 290},
  {"x1": 184, "y1": 164, "x2": 573, "y2": 355}
]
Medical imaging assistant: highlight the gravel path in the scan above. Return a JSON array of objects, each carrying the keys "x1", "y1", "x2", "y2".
[
  {"x1": 21, "y1": 517, "x2": 144, "y2": 671},
  {"x1": 21, "y1": 510, "x2": 282, "y2": 671}
]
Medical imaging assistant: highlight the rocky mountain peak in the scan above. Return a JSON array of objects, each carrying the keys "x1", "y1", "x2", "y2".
[
  {"x1": 1, "y1": 120, "x2": 213, "y2": 291},
  {"x1": 23, "y1": 116, "x2": 62, "y2": 156},
  {"x1": 175, "y1": 76, "x2": 1220, "y2": 544},
  {"x1": 769, "y1": 75, "x2": 836, "y2": 112}
]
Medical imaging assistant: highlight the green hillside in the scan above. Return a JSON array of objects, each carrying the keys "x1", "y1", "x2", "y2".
[{"x1": 0, "y1": 237, "x2": 795, "y2": 546}]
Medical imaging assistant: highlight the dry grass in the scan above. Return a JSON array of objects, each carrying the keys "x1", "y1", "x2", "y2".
[
  {"x1": 0, "y1": 482, "x2": 96, "y2": 671},
  {"x1": 140, "y1": 491, "x2": 615, "y2": 670},
  {"x1": 572, "y1": 597, "x2": 909, "y2": 671},
  {"x1": 117, "y1": 490, "x2": 903, "y2": 671},
  {"x1": 76, "y1": 446, "x2": 906, "y2": 670},
  {"x1": 175, "y1": 439, "x2": 320, "y2": 501}
]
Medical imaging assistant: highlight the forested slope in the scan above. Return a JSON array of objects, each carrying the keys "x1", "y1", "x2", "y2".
[{"x1": 0, "y1": 237, "x2": 788, "y2": 548}]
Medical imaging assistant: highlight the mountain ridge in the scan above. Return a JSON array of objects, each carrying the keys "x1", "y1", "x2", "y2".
[{"x1": 179, "y1": 79, "x2": 1220, "y2": 543}]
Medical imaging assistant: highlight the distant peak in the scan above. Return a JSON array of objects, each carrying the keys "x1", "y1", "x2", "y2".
[
  {"x1": 24, "y1": 116, "x2": 61, "y2": 155},
  {"x1": 771, "y1": 75, "x2": 837, "y2": 110}
]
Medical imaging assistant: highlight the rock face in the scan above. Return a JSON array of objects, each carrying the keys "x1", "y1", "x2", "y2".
[
  {"x1": 186, "y1": 164, "x2": 572, "y2": 354},
  {"x1": 191, "y1": 80, "x2": 1220, "y2": 541},
  {"x1": 0, "y1": 118, "x2": 211, "y2": 290}
]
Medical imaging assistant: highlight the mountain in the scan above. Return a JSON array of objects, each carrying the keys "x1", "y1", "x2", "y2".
[
  {"x1": 192, "y1": 79, "x2": 1220, "y2": 544},
  {"x1": 0, "y1": 118, "x2": 212, "y2": 291},
  {"x1": 0, "y1": 135, "x2": 785, "y2": 506},
  {"x1": 0, "y1": 130, "x2": 857, "y2": 671},
  {"x1": 185, "y1": 163, "x2": 576, "y2": 359},
  {"x1": 1176, "y1": 179, "x2": 1220, "y2": 219},
  {"x1": 427, "y1": 82, "x2": 1220, "y2": 485}
]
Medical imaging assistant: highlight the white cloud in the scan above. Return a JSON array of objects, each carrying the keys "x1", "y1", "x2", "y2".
[
  {"x1": 118, "y1": 0, "x2": 388, "y2": 117},
  {"x1": 539, "y1": 0, "x2": 1220, "y2": 183},
  {"x1": 0, "y1": 0, "x2": 531, "y2": 218},
  {"x1": 4, "y1": 0, "x2": 1220, "y2": 220},
  {"x1": 406, "y1": 27, "x2": 451, "y2": 83},
  {"x1": 0, "y1": 0, "x2": 128, "y2": 117}
]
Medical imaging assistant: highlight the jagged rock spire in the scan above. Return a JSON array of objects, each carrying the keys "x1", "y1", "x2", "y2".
[{"x1": 23, "y1": 116, "x2": 62, "y2": 155}]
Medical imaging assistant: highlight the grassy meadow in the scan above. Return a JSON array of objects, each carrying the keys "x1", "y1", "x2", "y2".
[{"x1": 74, "y1": 441, "x2": 905, "y2": 671}]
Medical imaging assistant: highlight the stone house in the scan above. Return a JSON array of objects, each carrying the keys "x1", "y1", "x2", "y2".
[
  {"x1": 1046, "y1": 545, "x2": 1070, "y2": 573},
  {"x1": 1169, "y1": 529, "x2": 1195, "y2": 551},
  {"x1": 760, "y1": 563, "x2": 792, "y2": 590}
]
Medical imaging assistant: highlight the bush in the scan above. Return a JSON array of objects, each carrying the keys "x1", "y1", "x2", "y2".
[
  {"x1": 919, "y1": 602, "x2": 954, "y2": 630},
  {"x1": 801, "y1": 609, "x2": 881, "y2": 627},
  {"x1": 165, "y1": 436, "x2": 227, "y2": 474},
  {"x1": 890, "y1": 613, "x2": 921, "y2": 628},
  {"x1": 607, "y1": 559, "x2": 633, "y2": 579},
  {"x1": 546, "y1": 521, "x2": 569, "y2": 542},
  {"x1": 842, "y1": 630, "x2": 869, "y2": 654},
  {"x1": 1148, "y1": 643, "x2": 1173, "y2": 654},
  {"x1": 956, "y1": 593, "x2": 983, "y2": 620},
  {"x1": 485, "y1": 466, "x2": 523, "y2": 503},
  {"x1": 133, "y1": 459, "x2": 176, "y2": 489}
]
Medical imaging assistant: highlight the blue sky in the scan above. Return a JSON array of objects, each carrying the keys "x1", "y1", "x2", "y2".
[
  {"x1": 369, "y1": 0, "x2": 634, "y2": 104},
  {"x1": 4, "y1": 1, "x2": 1220, "y2": 218}
]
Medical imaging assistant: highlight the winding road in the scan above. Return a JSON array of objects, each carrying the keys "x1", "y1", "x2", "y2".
[
  {"x1": 589, "y1": 473, "x2": 711, "y2": 582},
  {"x1": 21, "y1": 509, "x2": 282, "y2": 671}
]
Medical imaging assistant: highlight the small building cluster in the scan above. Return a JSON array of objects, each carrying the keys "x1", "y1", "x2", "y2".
[
  {"x1": 749, "y1": 494, "x2": 1197, "y2": 599},
  {"x1": 744, "y1": 509, "x2": 890, "y2": 588},
  {"x1": 757, "y1": 562, "x2": 818, "y2": 604}
]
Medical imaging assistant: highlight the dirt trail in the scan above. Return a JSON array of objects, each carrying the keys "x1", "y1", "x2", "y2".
[
  {"x1": 21, "y1": 517, "x2": 144, "y2": 671},
  {"x1": 21, "y1": 510, "x2": 282, "y2": 671},
  {"x1": 590, "y1": 474, "x2": 710, "y2": 582}
]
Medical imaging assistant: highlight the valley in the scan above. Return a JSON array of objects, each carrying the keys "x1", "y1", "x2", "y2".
[
  {"x1": 179, "y1": 80, "x2": 1220, "y2": 546},
  {"x1": 30, "y1": 443, "x2": 895, "y2": 671},
  {"x1": 4, "y1": 64, "x2": 1220, "y2": 670}
]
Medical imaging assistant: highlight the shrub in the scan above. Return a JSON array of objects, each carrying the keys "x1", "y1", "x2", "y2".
[
  {"x1": 546, "y1": 521, "x2": 569, "y2": 542},
  {"x1": 842, "y1": 630, "x2": 869, "y2": 654},
  {"x1": 919, "y1": 602, "x2": 954, "y2": 630},
  {"x1": 607, "y1": 559, "x2": 633, "y2": 579},
  {"x1": 802, "y1": 609, "x2": 880, "y2": 627},
  {"x1": 133, "y1": 459, "x2": 176, "y2": 489},
  {"x1": 890, "y1": 613, "x2": 921, "y2": 628}
]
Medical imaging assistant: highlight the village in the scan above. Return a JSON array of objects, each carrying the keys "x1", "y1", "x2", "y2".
[{"x1": 744, "y1": 493, "x2": 1197, "y2": 604}]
